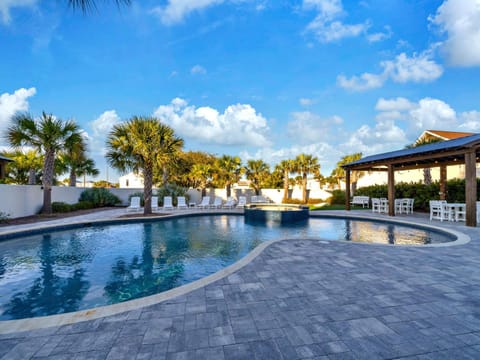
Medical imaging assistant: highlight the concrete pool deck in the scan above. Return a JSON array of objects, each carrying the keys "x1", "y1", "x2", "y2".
[{"x1": 1, "y1": 209, "x2": 480, "y2": 359}]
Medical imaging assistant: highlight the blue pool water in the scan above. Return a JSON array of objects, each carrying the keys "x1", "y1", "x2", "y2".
[{"x1": 0, "y1": 215, "x2": 453, "y2": 320}]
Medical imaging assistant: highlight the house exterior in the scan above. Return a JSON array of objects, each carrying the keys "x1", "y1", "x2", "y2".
[
  {"x1": 0, "y1": 155, "x2": 13, "y2": 180},
  {"x1": 355, "y1": 130, "x2": 479, "y2": 188},
  {"x1": 118, "y1": 172, "x2": 144, "y2": 188}
]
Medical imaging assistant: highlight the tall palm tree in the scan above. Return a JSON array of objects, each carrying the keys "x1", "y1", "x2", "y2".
[
  {"x1": 245, "y1": 159, "x2": 270, "y2": 196},
  {"x1": 292, "y1": 154, "x2": 320, "y2": 203},
  {"x1": 214, "y1": 155, "x2": 243, "y2": 198},
  {"x1": 7, "y1": 112, "x2": 83, "y2": 214},
  {"x1": 57, "y1": 138, "x2": 99, "y2": 186},
  {"x1": 275, "y1": 159, "x2": 294, "y2": 202},
  {"x1": 106, "y1": 116, "x2": 184, "y2": 215},
  {"x1": 335, "y1": 153, "x2": 364, "y2": 194},
  {"x1": 68, "y1": 0, "x2": 130, "y2": 12}
]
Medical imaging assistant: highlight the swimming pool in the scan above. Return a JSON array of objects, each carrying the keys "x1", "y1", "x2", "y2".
[{"x1": 0, "y1": 215, "x2": 454, "y2": 320}]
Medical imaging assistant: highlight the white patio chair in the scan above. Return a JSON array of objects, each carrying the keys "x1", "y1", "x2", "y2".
[
  {"x1": 394, "y1": 199, "x2": 403, "y2": 214},
  {"x1": 429, "y1": 200, "x2": 448, "y2": 221},
  {"x1": 371, "y1": 198, "x2": 381, "y2": 213},
  {"x1": 223, "y1": 196, "x2": 236, "y2": 209},
  {"x1": 163, "y1": 196, "x2": 174, "y2": 210},
  {"x1": 151, "y1": 196, "x2": 159, "y2": 212},
  {"x1": 177, "y1": 196, "x2": 188, "y2": 210},
  {"x1": 198, "y1": 196, "x2": 211, "y2": 209},
  {"x1": 404, "y1": 198, "x2": 414, "y2": 214},
  {"x1": 210, "y1": 196, "x2": 223, "y2": 208},
  {"x1": 236, "y1": 196, "x2": 247, "y2": 208},
  {"x1": 126, "y1": 196, "x2": 141, "y2": 212}
]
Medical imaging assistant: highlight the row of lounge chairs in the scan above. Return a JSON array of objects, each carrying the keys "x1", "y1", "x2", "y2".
[{"x1": 126, "y1": 195, "x2": 247, "y2": 212}]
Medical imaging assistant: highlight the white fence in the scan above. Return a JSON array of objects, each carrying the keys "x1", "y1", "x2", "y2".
[{"x1": 0, "y1": 184, "x2": 332, "y2": 219}]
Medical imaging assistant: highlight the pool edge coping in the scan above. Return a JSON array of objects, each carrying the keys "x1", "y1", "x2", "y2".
[{"x1": 0, "y1": 211, "x2": 470, "y2": 334}]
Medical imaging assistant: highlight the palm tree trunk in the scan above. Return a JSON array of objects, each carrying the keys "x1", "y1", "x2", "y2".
[
  {"x1": 28, "y1": 168, "x2": 36, "y2": 185},
  {"x1": 302, "y1": 173, "x2": 307, "y2": 203},
  {"x1": 226, "y1": 183, "x2": 231, "y2": 198},
  {"x1": 283, "y1": 170, "x2": 289, "y2": 201},
  {"x1": 144, "y1": 164, "x2": 153, "y2": 215},
  {"x1": 42, "y1": 150, "x2": 55, "y2": 214},
  {"x1": 69, "y1": 168, "x2": 77, "y2": 187}
]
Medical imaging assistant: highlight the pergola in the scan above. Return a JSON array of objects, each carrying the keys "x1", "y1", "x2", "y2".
[{"x1": 342, "y1": 133, "x2": 480, "y2": 227}]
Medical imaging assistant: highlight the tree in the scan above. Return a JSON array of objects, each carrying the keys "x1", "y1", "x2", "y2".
[
  {"x1": 68, "y1": 0, "x2": 130, "y2": 12},
  {"x1": 189, "y1": 164, "x2": 212, "y2": 197},
  {"x1": 275, "y1": 159, "x2": 294, "y2": 201},
  {"x1": 245, "y1": 159, "x2": 270, "y2": 196},
  {"x1": 106, "y1": 116, "x2": 183, "y2": 215},
  {"x1": 292, "y1": 154, "x2": 320, "y2": 203},
  {"x1": 334, "y1": 153, "x2": 364, "y2": 194},
  {"x1": 0, "y1": 149, "x2": 43, "y2": 185},
  {"x1": 57, "y1": 139, "x2": 99, "y2": 186},
  {"x1": 7, "y1": 112, "x2": 83, "y2": 214},
  {"x1": 213, "y1": 155, "x2": 243, "y2": 198}
]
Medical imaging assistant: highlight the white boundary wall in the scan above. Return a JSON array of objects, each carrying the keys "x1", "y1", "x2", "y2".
[{"x1": 0, "y1": 185, "x2": 332, "y2": 219}]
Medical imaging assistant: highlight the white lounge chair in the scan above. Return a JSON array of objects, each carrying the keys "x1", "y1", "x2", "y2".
[
  {"x1": 236, "y1": 196, "x2": 246, "y2": 208},
  {"x1": 151, "y1": 196, "x2": 159, "y2": 212},
  {"x1": 198, "y1": 196, "x2": 211, "y2": 209},
  {"x1": 126, "y1": 196, "x2": 141, "y2": 212},
  {"x1": 223, "y1": 197, "x2": 236, "y2": 209},
  {"x1": 177, "y1": 196, "x2": 188, "y2": 210},
  {"x1": 211, "y1": 197, "x2": 223, "y2": 209},
  {"x1": 163, "y1": 196, "x2": 174, "y2": 210}
]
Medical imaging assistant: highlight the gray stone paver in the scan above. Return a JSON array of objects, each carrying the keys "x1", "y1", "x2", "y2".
[{"x1": 1, "y1": 210, "x2": 480, "y2": 359}]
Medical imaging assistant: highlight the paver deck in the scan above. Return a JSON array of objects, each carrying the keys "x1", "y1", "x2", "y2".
[{"x1": 1, "y1": 209, "x2": 480, "y2": 359}]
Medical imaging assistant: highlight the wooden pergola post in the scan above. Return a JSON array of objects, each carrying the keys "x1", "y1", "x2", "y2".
[
  {"x1": 465, "y1": 150, "x2": 477, "y2": 227},
  {"x1": 345, "y1": 169, "x2": 351, "y2": 211},
  {"x1": 387, "y1": 164, "x2": 395, "y2": 216},
  {"x1": 439, "y1": 165, "x2": 447, "y2": 200}
]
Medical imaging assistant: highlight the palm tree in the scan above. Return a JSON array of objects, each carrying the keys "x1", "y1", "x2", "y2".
[
  {"x1": 106, "y1": 116, "x2": 184, "y2": 215},
  {"x1": 214, "y1": 155, "x2": 243, "y2": 198},
  {"x1": 0, "y1": 149, "x2": 43, "y2": 185},
  {"x1": 292, "y1": 154, "x2": 320, "y2": 203},
  {"x1": 405, "y1": 139, "x2": 442, "y2": 185},
  {"x1": 68, "y1": 0, "x2": 130, "y2": 12},
  {"x1": 275, "y1": 159, "x2": 294, "y2": 202},
  {"x1": 245, "y1": 159, "x2": 270, "y2": 196},
  {"x1": 7, "y1": 112, "x2": 83, "y2": 214},
  {"x1": 335, "y1": 153, "x2": 364, "y2": 194},
  {"x1": 57, "y1": 138, "x2": 99, "y2": 186}
]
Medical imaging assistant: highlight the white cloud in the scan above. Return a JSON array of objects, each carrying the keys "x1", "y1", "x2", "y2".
[
  {"x1": 459, "y1": 111, "x2": 480, "y2": 132},
  {"x1": 303, "y1": 0, "x2": 368, "y2": 43},
  {"x1": 409, "y1": 98, "x2": 457, "y2": 130},
  {"x1": 375, "y1": 97, "x2": 416, "y2": 112},
  {"x1": 191, "y1": 65, "x2": 207, "y2": 75},
  {"x1": 299, "y1": 98, "x2": 315, "y2": 106},
  {"x1": 367, "y1": 26, "x2": 392, "y2": 43},
  {"x1": 150, "y1": 0, "x2": 224, "y2": 25},
  {"x1": 430, "y1": 0, "x2": 480, "y2": 67},
  {"x1": 337, "y1": 51, "x2": 443, "y2": 91},
  {"x1": 287, "y1": 111, "x2": 343, "y2": 145},
  {"x1": 89, "y1": 110, "x2": 122, "y2": 155},
  {"x1": 0, "y1": 0, "x2": 36, "y2": 25},
  {"x1": 0, "y1": 87, "x2": 36, "y2": 144},
  {"x1": 153, "y1": 98, "x2": 271, "y2": 147},
  {"x1": 337, "y1": 72, "x2": 385, "y2": 91}
]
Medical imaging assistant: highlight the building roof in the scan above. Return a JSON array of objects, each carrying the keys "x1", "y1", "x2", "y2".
[
  {"x1": 0, "y1": 155, "x2": 13, "y2": 162},
  {"x1": 343, "y1": 133, "x2": 480, "y2": 171},
  {"x1": 421, "y1": 130, "x2": 475, "y2": 141}
]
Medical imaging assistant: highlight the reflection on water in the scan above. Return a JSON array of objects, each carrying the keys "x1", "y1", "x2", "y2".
[{"x1": 0, "y1": 216, "x2": 453, "y2": 320}]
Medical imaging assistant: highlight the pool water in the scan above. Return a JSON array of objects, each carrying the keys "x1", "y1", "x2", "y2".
[{"x1": 0, "y1": 215, "x2": 453, "y2": 320}]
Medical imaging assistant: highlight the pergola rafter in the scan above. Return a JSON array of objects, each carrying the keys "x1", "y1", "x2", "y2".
[{"x1": 342, "y1": 134, "x2": 480, "y2": 227}]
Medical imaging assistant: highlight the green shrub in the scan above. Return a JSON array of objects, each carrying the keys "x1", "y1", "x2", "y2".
[
  {"x1": 329, "y1": 190, "x2": 346, "y2": 205},
  {"x1": 284, "y1": 198, "x2": 325, "y2": 205},
  {"x1": 52, "y1": 202, "x2": 74, "y2": 213},
  {"x1": 73, "y1": 201, "x2": 95, "y2": 210},
  {"x1": 79, "y1": 188, "x2": 121, "y2": 207},
  {"x1": 0, "y1": 211, "x2": 10, "y2": 222}
]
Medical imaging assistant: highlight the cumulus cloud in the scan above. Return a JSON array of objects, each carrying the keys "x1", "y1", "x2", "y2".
[
  {"x1": 459, "y1": 111, "x2": 480, "y2": 131},
  {"x1": 153, "y1": 98, "x2": 271, "y2": 147},
  {"x1": 299, "y1": 98, "x2": 315, "y2": 106},
  {"x1": 367, "y1": 26, "x2": 392, "y2": 43},
  {"x1": 337, "y1": 51, "x2": 443, "y2": 91},
  {"x1": 0, "y1": 87, "x2": 36, "y2": 144},
  {"x1": 430, "y1": 0, "x2": 480, "y2": 67},
  {"x1": 150, "y1": 0, "x2": 224, "y2": 25},
  {"x1": 303, "y1": 0, "x2": 368, "y2": 43},
  {"x1": 191, "y1": 65, "x2": 206, "y2": 75},
  {"x1": 0, "y1": 0, "x2": 36, "y2": 25},
  {"x1": 287, "y1": 111, "x2": 343, "y2": 144},
  {"x1": 89, "y1": 110, "x2": 122, "y2": 155}
]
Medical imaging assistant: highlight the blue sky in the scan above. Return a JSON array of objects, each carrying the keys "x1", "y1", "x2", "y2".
[{"x1": 1, "y1": 0, "x2": 480, "y2": 182}]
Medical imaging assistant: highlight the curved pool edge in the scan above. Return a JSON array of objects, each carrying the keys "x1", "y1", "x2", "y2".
[{"x1": 0, "y1": 210, "x2": 471, "y2": 334}]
